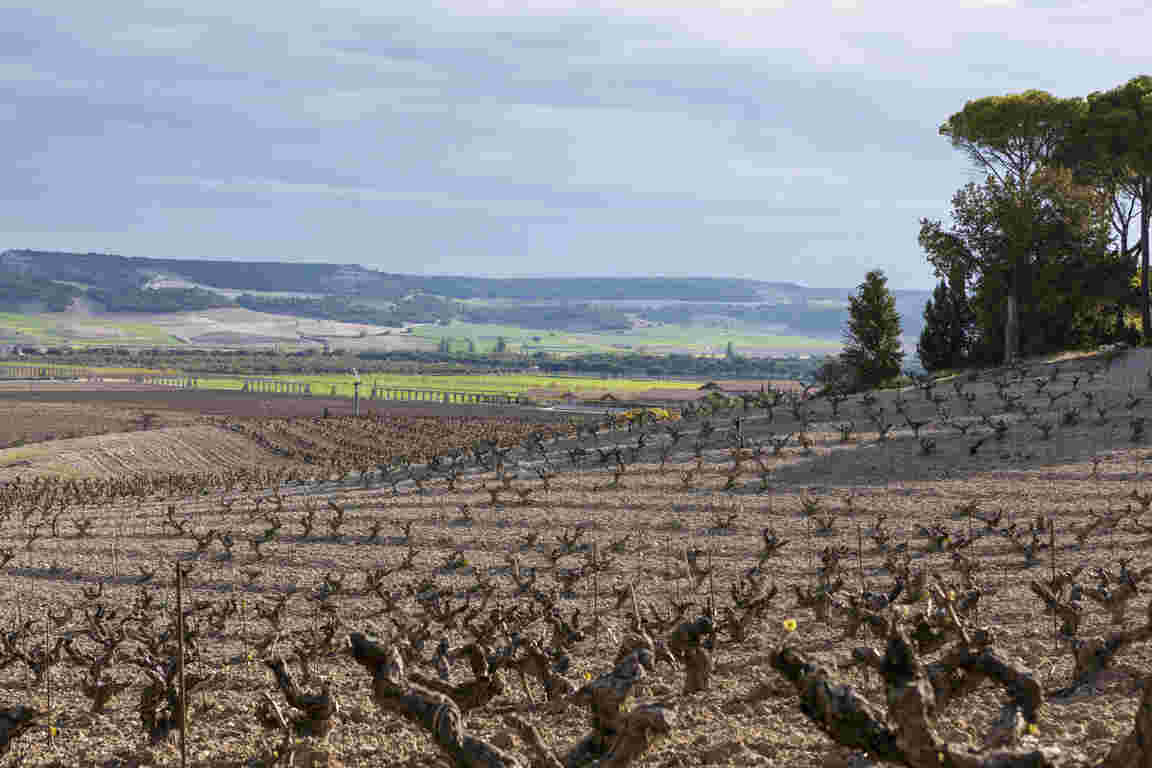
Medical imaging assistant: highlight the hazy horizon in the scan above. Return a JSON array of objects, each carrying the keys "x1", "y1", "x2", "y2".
[
  {"x1": 3, "y1": 248, "x2": 931, "y2": 294},
  {"x1": 4, "y1": 1, "x2": 1147, "y2": 291}
]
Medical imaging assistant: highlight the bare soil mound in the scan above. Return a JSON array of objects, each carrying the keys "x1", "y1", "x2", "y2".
[
  {"x1": 0, "y1": 399, "x2": 199, "y2": 448},
  {"x1": 0, "y1": 424, "x2": 287, "y2": 479}
]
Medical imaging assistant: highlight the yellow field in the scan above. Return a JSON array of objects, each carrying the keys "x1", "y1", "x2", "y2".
[
  {"x1": 192, "y1": 372, "x2": 703, "y2": 398},
  {"x1": 0, "y1": 361, "x2": 705, "y2": 398}
]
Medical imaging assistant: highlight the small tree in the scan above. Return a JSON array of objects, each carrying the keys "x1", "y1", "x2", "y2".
[
  {"x1": 841, "y1": 270, "x2": 905, "y2": 389},
  {"x1": 916, "y1": 270, "x2": 973, "y2": 371},
  {"x1": 812, "y1": 357, "x2": 858, "y2": 392}
]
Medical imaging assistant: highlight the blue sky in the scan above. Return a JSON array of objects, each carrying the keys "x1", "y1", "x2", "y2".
[{"x1": 2, "y1": 0, "x2": 1149, "y2": 289}]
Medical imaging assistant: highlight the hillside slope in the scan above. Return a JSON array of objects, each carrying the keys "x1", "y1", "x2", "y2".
[
  {"x1": 0, "y1": 424, "x2": 288, "y2": 479},
  {"x1": 0, "y1": 248, "x2": 932, "y2": 340}
]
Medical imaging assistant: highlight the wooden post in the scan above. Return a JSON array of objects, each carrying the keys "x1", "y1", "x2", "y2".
[
  {"x1": 967, "y1": 503, "x2": 974, "y2": 553},
  {"x1": 593, "y1": 543, "x2": 599, "y2": 656},
  {"x1": 629, "y1": 581, "x2": 641, "y2": 630},
  {"x1": 16, "y1": 599, "x2": 25, "y2": 697},
  {"x1": 1050, "y1": 519, "x2": 1058, "y2": 652},
  {"x1": 856, "y1": 520, "x2": 865, "y2": 593},
  {"x1": 176, "y1": 563, "x2": 189, "y2": 768},
  {"x1": 806, "y1": 517, "x2": 814, "y2": 576},
  {"x1": 45, "y1": 604, "x2": 53, "y2": 748},
  {"x1": 240, "y1": 592, "x2": 249, "y2": 668},
  {"x1": 707, "y1": 547, "x2": 715, "y2": 620}
]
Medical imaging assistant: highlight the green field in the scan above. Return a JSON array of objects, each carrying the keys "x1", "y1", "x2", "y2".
[
  {"x1": 192, "y1": 371, "x2": 705, "y2": 399},
  {"x1": 0, "y1": 312, "x2": 178, "y2": 346},
  {"x1": 0, "y1": 305, "x2": 841, "y2": 359},
  {"x1": 0, "y1": 361, "x2": 706, "y2": 399},
  {"x1": 412, "y1": 321, "x2": 841, "y2": 356}
]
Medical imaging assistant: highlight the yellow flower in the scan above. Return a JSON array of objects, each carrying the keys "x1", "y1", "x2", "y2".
[
  {"x1": 782, "y1": 618, "x2": 798, "y2": 633},
  {"x1": 1027, "y1": 723, "x2": 1039, "y2": 735},
  {"x1": 584, "y1": 672, "x2": 592, "y2": 681}
]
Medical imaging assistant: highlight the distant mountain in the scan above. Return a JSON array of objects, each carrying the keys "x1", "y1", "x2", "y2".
[
  {"x1": 1, "y1": 249, "x2": 926, "y2": 301},
  {"x1": 0, "y1": 249, "x2": 932, "y2": 338},
  {"x1": 0, "y1": 250, "x2": 369, "y2": 294}
]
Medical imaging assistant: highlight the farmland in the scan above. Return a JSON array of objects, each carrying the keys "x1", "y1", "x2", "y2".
[
  {"x1": 0, "y1": 251, "x2": 895, "y2": 358},
  {"x1": 410, "y1": 320, "x2": 843, "y2": 357},
  {"x1": 1, "y1": 349, "x2": 1152, "y2": 766},
  {"x1": 190, "y1": 372, "x2": 707, "y2": 400},
  {"x1": 0, "y1": 304, "x2": 843, "y2": 359},
  {"x1": 0, "y1": 362, "x2": 712, "y2": 400},
  {"x1": 0, "y1": 398, "x2": 201, "y2": 452},
  {"x1": 0, "y1": 308, "x2": 405, "y2": 351},
  {"x1": 0, "y1": 311, "x2": 179, "y2": 347}
]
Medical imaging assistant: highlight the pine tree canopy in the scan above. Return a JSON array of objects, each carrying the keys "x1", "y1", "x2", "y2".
[{"x1": 841, "y1": 269, "x2": 905, "y2": 388}]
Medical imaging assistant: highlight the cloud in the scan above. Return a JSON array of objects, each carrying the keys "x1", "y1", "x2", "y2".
[{"x1": 1, "y1": 0, "x2": 1148, "y2": 287}]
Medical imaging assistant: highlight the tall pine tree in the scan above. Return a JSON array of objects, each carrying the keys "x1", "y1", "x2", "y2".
[
  {"x1": 841, "y1": 270, "x2": 904, "y2": 389},
  {"x1": 917, "y1": 271, "x2": 973, "y2": 371}
]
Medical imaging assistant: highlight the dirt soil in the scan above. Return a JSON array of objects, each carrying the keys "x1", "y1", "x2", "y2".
[
  {"x1": 0, "y1": 399, "x2": 201, "y2": 450},
  {"x1": 3, "y1": 348, "x2": 1152, "y2": 767},
  {"x1": 0, "y1": 383, "x2": 571, "y2": 478},
  {"x1": 0, "y1": 424, "x2": 299, "y2": 480}
]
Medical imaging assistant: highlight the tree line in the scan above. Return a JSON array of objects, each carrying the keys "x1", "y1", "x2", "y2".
[
  {"x1": 917, "y1": 76, "x2": 1150, "y2": 370},
  {"x1": 827, "y1": 76, "x2": 1151, "y2": 389},
  {"x1": 0, "y1": 273, "x2": 81, "y2": 312}
]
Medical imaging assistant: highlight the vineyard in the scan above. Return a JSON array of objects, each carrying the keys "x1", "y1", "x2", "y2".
[
  {"x1": 0, "y1": 400, "x2": 198, "y2": 451},
  {"x1": 223, "y1": 413, "x2": 564, "y2": 477},
  {"x1": 4, "y1": 350, "x2": 1152, "y2": 767}
]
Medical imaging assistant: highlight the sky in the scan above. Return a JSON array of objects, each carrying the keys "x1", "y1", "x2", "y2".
[{"x1": 2, "y1": 1, "x2": 1149, "y2": 289}]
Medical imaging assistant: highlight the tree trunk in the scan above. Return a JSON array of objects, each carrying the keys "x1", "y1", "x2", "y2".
[
  {"x1": 1004, "y1": 295, "x2": 1019, "y2": 365},
  {"x1": 1141, "y1": 182, "x2": 1151, "y2": 342},
  {"x1": 1003, "y1": 195, "x2": 1029, "y2": 365}
]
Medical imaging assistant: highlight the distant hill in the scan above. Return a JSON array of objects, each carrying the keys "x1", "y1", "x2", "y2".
[
  {"x1": 0, "y1": 249, "x2": 907, "y2": 302},
  {"x1": 0, "y1": 249, "x2": 931, "y2": 338},
  {"x1": 0, "y1": 250, "x2": 366, "y2": 294}
]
